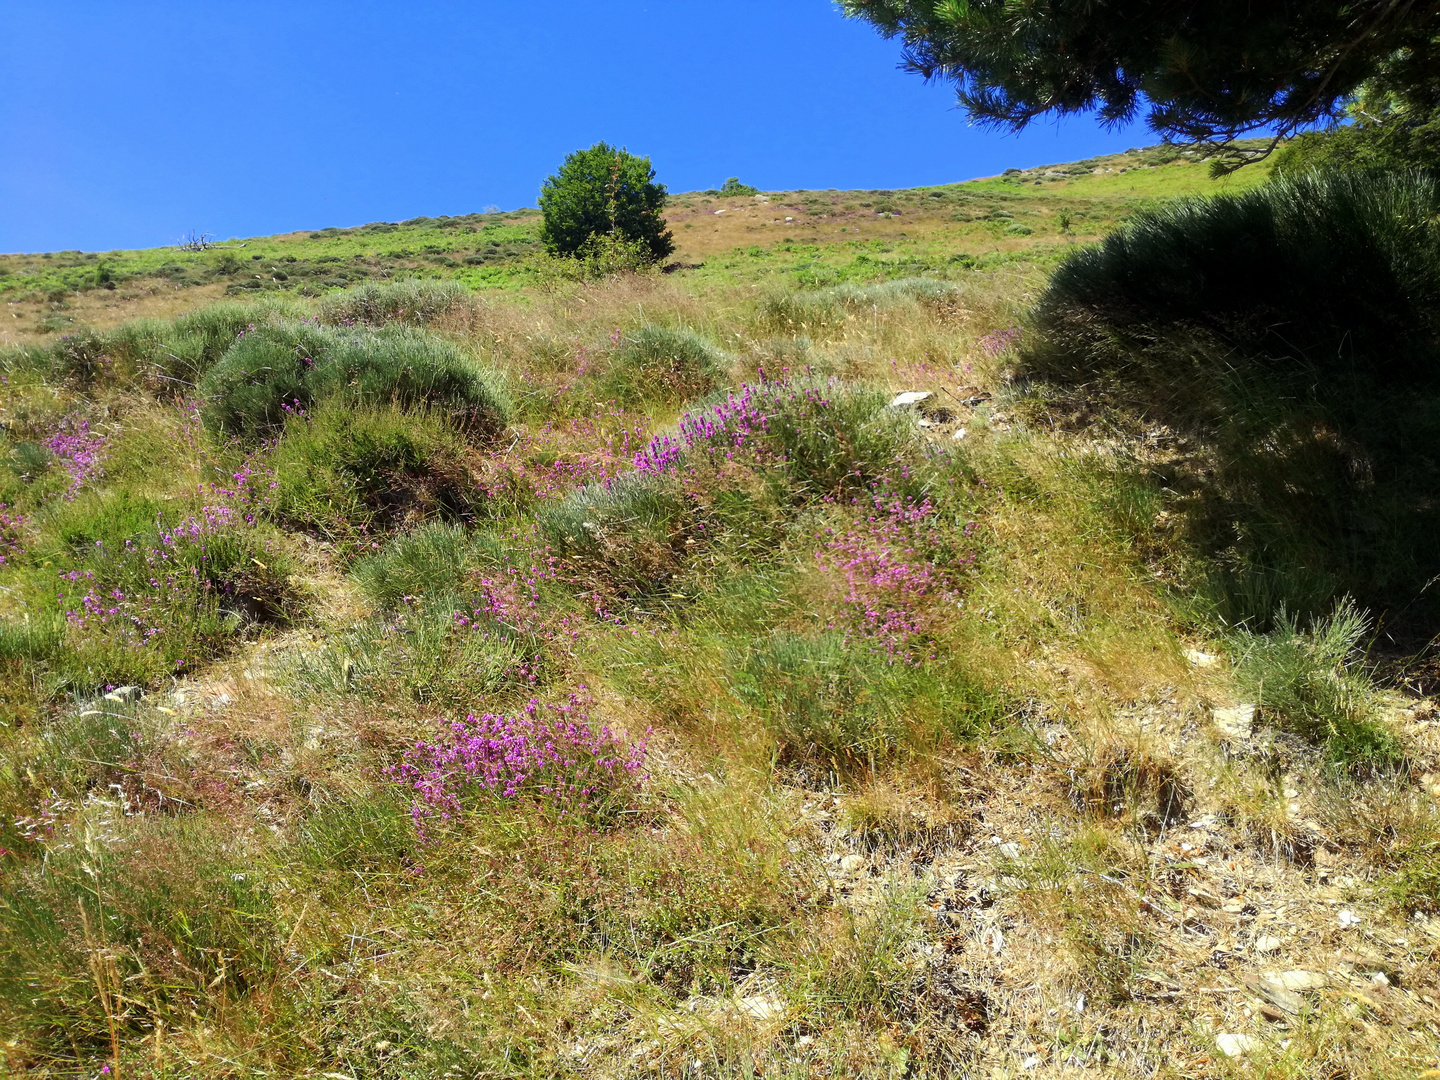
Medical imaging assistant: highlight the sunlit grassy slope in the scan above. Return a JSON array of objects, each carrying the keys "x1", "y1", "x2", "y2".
[
  {"x1": 2, "y1": 143, "x2": 1437, "y2": 1080},
  {"x1": 1, "y1": 143, "x2": 1269, "y2": 342}
]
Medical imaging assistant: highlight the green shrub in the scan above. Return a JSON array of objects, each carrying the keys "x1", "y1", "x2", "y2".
[
  {"x1": 1036, "y1": 171, "x2": 1440, "y2": 383},
  {"x1": 719, "y1": 177, "x2": 760, "y2": 196},
  {"x1": 538, "y1": 473, "x2": 689, "y2": 597},
  {"x1": 199, "y1": 322, "x2": 512, "y2": 438},
  {"x1": 538, "y1": 142, "x2": 674, "y2": 262},
  {"x1": 1272, "y1": 100, "x2": 1440, "y2": 179},
  {"x1": 747, "y1": 379, "x2": 921, "y2": 496},
  {"x1": 598, "y1": 324, "x2": 727, "y2": 405},
  {"x1": 197, "y1": 321, "x2": 330, "y2": 433},
  {"x1": 268, "y1": 406, "x2": 481, "y2": 541},
  {"x1": 319, "y1": 278, "x2": 470, "y2": 326},
  {"x1": 1024, "y1": 171, "x2": 1440, "y2": 631},
  {"x1": 1227, "y1": 600, "x2": 1402, "y2": 770},
  {"x1": 148, "y1": 298, "x2": 307, "y2": 387}
]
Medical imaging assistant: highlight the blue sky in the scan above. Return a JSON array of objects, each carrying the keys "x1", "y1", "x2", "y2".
[{"x1": 0, "y1": 1, "x2": 1151, "y2": 253}]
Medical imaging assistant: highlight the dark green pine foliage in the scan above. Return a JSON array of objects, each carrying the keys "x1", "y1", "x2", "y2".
[
  {"x1": 538, "y1": 142, "x2": 675, "y2": 262},
  {"x1": 842, "y1": 0, "x2": 1440, "y2": 167}
]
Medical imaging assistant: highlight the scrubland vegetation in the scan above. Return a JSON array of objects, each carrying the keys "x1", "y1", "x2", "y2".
[{"x1": 2, "y1": 148, "x2": 1439, "y2": 1080}]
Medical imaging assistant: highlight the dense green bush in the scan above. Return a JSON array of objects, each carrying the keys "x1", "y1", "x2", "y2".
[
  {"x1": 599, "y1": 325, "x2": 728, "y2": 405},
  {"x1": 319, "y1": 278, "x2": 470, "y2": 326},
  {"x1": 538, "y1": 142, "x2": 674, "y2": 262},
  {"x1": 199, "y1": 322, "x2": 512, "y2": 438},
  {"x1": 0, "y1": 299, "x2": 304, "y2": 391},
  {"x1": 1024, "y1": 171, "x2": 1440, "y2": 631},
  {"x1": 1272, "y1": 96, "x2": 1439, "y2": 179},
  {"x1": 1036, "y1": 171, "x2": 1440, "y2": 382},
  {"x1": 268, "y1": 406, "x2": 482, "y2": 541}
]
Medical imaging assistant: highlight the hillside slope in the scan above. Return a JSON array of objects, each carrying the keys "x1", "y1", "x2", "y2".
[{"x1": 2, "y1": 147, "x2": 1437, "y2": 1080}]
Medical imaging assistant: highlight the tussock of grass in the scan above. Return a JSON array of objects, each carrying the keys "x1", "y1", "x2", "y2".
[
  {"x1": 599, "y1": 324, "x2": 728, "y2": 405},
  {"x1": 199, "y1": 321, "x2": 512, "y2": 438},
  {"x1": 1023, "y1": 172, "x2": 1440, "y2": 633},
  {"x1": 758, "y1": 276, "x2": 959, "y2": 336},
  {"x1": 1228, "y1": 600, "x2": 1402, "y2": 770},
  {"x1": 318, "y1": 277, "x2": 471, "y2": 326},
  {"x1": 269, "y1": 405, "x2": 481, "y2": 542}
]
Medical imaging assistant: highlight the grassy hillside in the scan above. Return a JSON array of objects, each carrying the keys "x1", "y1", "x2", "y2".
[
  {"x1": 1, "y1": 144, "x2": 1268, "y2": 343},
  {"x1": 3, "y1": 146, "x2": 1439, "y2": 1080}
]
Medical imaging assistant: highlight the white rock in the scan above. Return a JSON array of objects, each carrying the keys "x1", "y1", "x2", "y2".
[
  {"x1": 889, "y1": 391, "x2": 934, "y2": 408},
  {"x1": 996, "y1": 842, "x2": 1021, "y2": 859},
  {"x1": 1254, "y1": 935, "x2": 1283, "y2": 953},
  {"x1": 1268, "y1": 970, "x2": 1327, "y2": 991},
  {"x1": 951, "y1": 427, "x2": 967, "y2": 440},
  {"x1": 738, "y1": 994, "x2": 783, "y2": 1022},
  {"x1": 1187, "y1": 814, "x2": 1219, "y2": 830},
  {"x1": 1216, "y1": 1033, "x2": 1260, "y2": 1058},
  {"x1": 1213, "y1": 703, "x2": 1256, "y2": 740},
  {"x1": 1183, "y1": 648, "x2": 1220, "y2": 667},
  {"x1": 1338, "y1": 909, "x2": 1362, "y2": 928}
]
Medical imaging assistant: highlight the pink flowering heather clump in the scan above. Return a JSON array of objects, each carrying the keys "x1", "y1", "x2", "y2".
[
  {"x1": 43, "y1": 416, "x2": 107, "y2": 498},
  {"x1": 631, "y1": 381, "x2": 834, "y2": 477},
  {"x1": 814, "y1": 491, "x2": 978, "y2": 661},
  {"x1": 386, "y1": 693, "x2": 648, "y2": 830},
  {"x1": 475, "y1": 403, "x2": 652, "y2": 505},
  {"x1": 57, "y1": 503, "x2": 273, "y2": 655},
  {"x1": 0, "y1": 504, "x2": 25, "y2": 566},
  {"x1": 978, "y1": 326, "x2": 1022, "y2": 358}
]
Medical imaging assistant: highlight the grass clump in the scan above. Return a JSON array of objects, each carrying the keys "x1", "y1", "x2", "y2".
[
  {"x1": 1228, "y1": 600, "x2": 1402, "y2": 770},
  {"x1": 199, "y1": 322, "x2": 512, "y2": 438},
  {"x1": 350, "y1": 520, "x2": 473, "y2": 611},
  {"x1": 598, "y1": 324, "x2": 728, "y2": 405},
  {"x1": 758, "y1": 277, "x2": 959, "y2": 335},
  {"x1": 318, "y1": 278, "x2": 471, "y2": 326},
  {"x1": 1037, "y1": 171, "x2": 1440, "y2": 378},
  {"x1": 268, "y1": 405, "x2": 481, "y2": 542},
  {"x1": 733, "y1": 630, "x2": 1000, "y2": 771},
  {"x1": 0, "y1": 817, "x2": 287, "y2": 1059}
]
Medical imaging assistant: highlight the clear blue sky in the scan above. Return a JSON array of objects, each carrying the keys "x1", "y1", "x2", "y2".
[{"x1": 0, "y1": 1, "x2": 1151, "y2": 254}]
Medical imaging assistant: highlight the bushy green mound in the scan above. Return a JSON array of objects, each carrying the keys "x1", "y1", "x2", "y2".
[
  {"x1": 0, "y1": 298, "x2": 305, "y2": 390},
  {"x1": 268, "y1": 406, "x2": 482, "y2": 541},
  {"x1": 199, "y1": 322, "x2": 512, "y2": 437},
  {"x1": 1026, "y1": 171, "x2": 1440, "y2": 631},
  {"x1": 759, "y1": 277, "x2": 959, "y2": 335},
  {"x1": 319, "y1": 278, "x2": 470, "y2": 326},
  {"x1": 599, "y1": 325, "x2": 728, "y2": 405},
  {"x1": 1039, "y1": 171, "x2": 1440, "y2": 381}
]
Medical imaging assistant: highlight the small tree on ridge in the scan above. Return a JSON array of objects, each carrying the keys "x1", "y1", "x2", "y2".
[{"x1": 538, "y1": 142, "x2": 674, "y2": 263}]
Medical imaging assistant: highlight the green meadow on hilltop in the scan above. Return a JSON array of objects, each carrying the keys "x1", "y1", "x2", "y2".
[{"x1": 2, "y1": 146, "x2": 1439, "y2": 1080}]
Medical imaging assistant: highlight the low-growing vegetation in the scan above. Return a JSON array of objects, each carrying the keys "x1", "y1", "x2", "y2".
[{"x1": 2, "y1": 150, "x2": 1438, "y2": 1080}]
